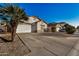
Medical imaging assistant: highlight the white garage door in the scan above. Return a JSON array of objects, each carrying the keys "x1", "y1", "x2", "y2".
[{"x1": 16, "y1": 24, "x2": 31, "y2": 33}]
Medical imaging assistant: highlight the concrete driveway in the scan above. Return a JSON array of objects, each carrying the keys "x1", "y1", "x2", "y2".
[{"x1": 17, "y1": 32, "x2": 79, "y2": 56}]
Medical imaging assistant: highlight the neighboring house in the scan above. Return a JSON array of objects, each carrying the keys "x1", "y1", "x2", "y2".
[
  {"x1": 76, "y1": 26, "x2": 79, "y2": 32},
  {"x1": 48, "y1": 23, "x2": 56, "y2": 32},
  {"x1": 48, "y1": 22, "x2": 66, "y2": 32},
  {"x1": 0, "y1": 20, "x2": 7, "y2": 33},
  {"x1": 56, "y1": 22, "x2": 66, "y2": 32},
  {"x1": 16, "y1": 16, "x2": 48, "y2": 33}
]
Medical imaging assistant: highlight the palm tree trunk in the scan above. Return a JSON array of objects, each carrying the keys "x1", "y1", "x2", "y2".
[
  {"x1": 11, "y1": 26, "x2": 17, "y2": 41},
  {"x1": 9, "y1": 19, "x2": 18, "y2": 42}
]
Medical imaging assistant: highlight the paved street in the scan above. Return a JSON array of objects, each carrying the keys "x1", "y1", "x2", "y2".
[
  {"x1": 17, "y1": 32, "x2": 79, "y2": 56},
  {"x1": 0, "y1": 32, "x2": 79, "y2": 56}
]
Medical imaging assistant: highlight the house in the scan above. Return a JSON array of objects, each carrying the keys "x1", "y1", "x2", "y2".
[
  {"x1": 47, "y1": 22, "x2": 56, "y2": 32},
  {"x1": 76, "y1": 26, "x2": 79, "y2": 32},
  {"x1": 16, "y1": 16, "x2": 48, "y2": 33},
  {"x1": 56, "y1": 22, "x2": 66, "y2": 32},
  {"x1": 0, "y1": 20, "x2": 7, "y2": 33},
  {"x1": 48, "y1": 22, "x2": 66, "y2": 32}
]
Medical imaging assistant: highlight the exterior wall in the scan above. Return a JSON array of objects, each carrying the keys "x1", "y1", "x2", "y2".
[
  {"x1": 48, "y1": 26, "x2": 52, "y2": 32},
  {"x1": 28, "y1": 17, "x2": 47, "y2": 33},
  {"x1": 56, "y1": 24, "x2": 65, "y2": 32},
  {"x1": 28, "y1": 17, "x2": 39, "y2": 23},
  {"x1": 56, "y1": 27, "x2": 60, "y2": 32},
  {"x1": 37, "y1": 21, "x2": 42, "y2": 32},
  {"x1": 16, "y1": 23, "x2": 31, "y2": 33},
  {"x1": 16, "y1": 16, "x2": 47, "y2": 33},
  {"x1": 78, "y1": 29, "x2": 79, "y2": 32},
  {"x1": 37, "y1": 21, "x2": 47, "y2": 33},
  {"x1": 56, "y1": 24, "x2": 61, "y2": 32},
  {"x1": 76, "y1": 29, "x2": 79, "y2": 32}
]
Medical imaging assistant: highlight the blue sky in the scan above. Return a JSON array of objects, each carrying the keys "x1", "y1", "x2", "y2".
[
  {"x1": 18, "y1": 3, "x2": 79, "y2": 27},
  {"x1": 1, "y1": 3, "x2": 79, "y2": 27}
]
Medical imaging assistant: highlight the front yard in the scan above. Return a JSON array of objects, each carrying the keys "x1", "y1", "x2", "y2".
[{"x1": 0, "y1": 34, "x2": 30, "y2": 56}]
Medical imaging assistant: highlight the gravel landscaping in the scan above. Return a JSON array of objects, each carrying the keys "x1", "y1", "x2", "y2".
[{"x1": 0, "y1": 35, "x2": 30, "y2": 56}]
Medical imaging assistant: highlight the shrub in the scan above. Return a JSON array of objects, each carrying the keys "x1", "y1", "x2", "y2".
[{"x1": 64, "y1": 24, "x2": 76, "y2": 34}]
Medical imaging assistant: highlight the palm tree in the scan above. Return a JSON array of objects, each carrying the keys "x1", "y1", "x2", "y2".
[{"x1": 0, "y1": 4, "x2": 28, "y2": 42}]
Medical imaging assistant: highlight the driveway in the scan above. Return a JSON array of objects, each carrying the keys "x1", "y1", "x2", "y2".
[{"x1": 17, "y1": 32, "x2": 79, "y2": 56}]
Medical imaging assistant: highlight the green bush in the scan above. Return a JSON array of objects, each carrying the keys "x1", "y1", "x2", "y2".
[{"x1": 64, "y1": 24, "x2": 76, "y2": 34}]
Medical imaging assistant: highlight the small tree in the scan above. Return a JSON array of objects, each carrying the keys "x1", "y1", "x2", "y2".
[
  {"x1": 64, "y1": 24, "x2": 76, "y2": 34},
  {"x1": 0, "y1": 4, "x2": 28, "y2": 42}
]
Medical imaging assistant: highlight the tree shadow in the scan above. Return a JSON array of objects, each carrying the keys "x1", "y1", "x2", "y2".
[{"x1": 0, "y1": 37, "x2": 12, "y2": 42}]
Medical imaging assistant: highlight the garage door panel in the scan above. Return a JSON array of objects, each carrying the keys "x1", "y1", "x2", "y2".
[{"x1": 16, "y1": 24, "x2": 31, "y2": 33}]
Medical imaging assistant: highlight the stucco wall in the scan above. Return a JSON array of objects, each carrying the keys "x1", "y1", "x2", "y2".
[
  {"x1": 28, "y1": 17, "x2": 39, "y2": 23},
  {"x1": 16, "y1": 17, "x2": 47, "y2": 33},
  {"x1": 37, "y1": 21, "x2": 47, "y2": 33},
  {"x1": 76, "y1": 29, "x2": 79, "y2": 32}
]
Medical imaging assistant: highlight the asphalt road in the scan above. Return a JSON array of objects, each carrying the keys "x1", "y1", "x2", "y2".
[
  {"x1": 0, "y1": 32, "x2": 79, "y2": 56},
  {"x1": 17, "y1": 32, "x2": 79, "y2": 56}
]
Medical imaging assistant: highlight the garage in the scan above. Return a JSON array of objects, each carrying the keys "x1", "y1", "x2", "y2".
[{"x1": 16, "y1": 23, "x2": 31, "y2": 33}]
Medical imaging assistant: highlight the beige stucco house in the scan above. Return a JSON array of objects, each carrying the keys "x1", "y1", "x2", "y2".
[
  {"x1": 16, "y1": 16, "x2": 47, "y2": 33},
  {"x1": 76, "y1": 26, "x2": 79, "y2": 32},
  {"x1": 0, "y1": 20, "x2": 7, "y2": 33},
  {"x1": 56, "y1": 23, "x2": 66, "y2": 32},
  {"x1": 48, "y1": 22, "x2": 66, "y2": 32}
]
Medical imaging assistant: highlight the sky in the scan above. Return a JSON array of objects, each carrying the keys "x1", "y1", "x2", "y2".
[
  {"x1": 1, "y1": 3, "x2": 79, "y2": 27},
  {"x1": 18, "y1": 3, "x2": 79, "y2": 27}
]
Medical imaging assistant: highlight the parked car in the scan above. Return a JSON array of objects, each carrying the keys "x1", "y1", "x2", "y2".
[
  {"x1": 59, "y1": 29, "x2": 65, "y2": 32},
  {"x1": 0, "y1": 29, "x2": 4, "y2": 33}
]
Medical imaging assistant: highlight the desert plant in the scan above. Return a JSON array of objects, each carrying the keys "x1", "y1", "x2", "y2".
[
  {"x1": 0, "y1": 4, "x2": 28, "y2": 42},
  {"x1": 64, "y1": 24, "x2": 76, "y2": 34}
]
